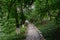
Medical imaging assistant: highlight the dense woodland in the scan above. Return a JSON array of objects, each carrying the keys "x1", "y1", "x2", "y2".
[{"x1": 0, "y1": 0, "x2": 60, "y2": 40}]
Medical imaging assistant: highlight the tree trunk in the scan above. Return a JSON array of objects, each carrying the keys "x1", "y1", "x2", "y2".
[
  {"x1": 15, "y1": 6, "x2": 20, "y2": 35},
  {"x1": 20, "y1": 0, "x2": 26, "y2": 25},
  {"x1": 15, "y1": 7, "x2": 19, "y2": 28}
]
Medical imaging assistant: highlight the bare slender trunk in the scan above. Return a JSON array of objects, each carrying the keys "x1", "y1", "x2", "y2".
[{"x1": 20, "y1": 0, "x2": 26, "y2": 26}]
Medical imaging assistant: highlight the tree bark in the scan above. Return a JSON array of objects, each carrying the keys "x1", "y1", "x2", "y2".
[
  {"x1": 15, "y1": 9, "x2": 19, "y2": 28},
  {"x1": 20, "y1": 0, "x2": 26, "y2": 25}
]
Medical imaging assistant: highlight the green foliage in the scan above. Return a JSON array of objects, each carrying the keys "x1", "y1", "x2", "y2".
[
  {"x1": 38, "y1": 21, "x2": 60, "y2": 40},
  {"x1": 0, "y1": 0, "x2": 60, "y2": 40}
]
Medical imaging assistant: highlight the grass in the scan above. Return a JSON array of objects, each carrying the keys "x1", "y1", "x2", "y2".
[
  {"x1": 37, "y1": 21, "x2": 60, "y2": 40},
  {"x1": 0, "y1": 26, "x2": 27, "y2": 40}
]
